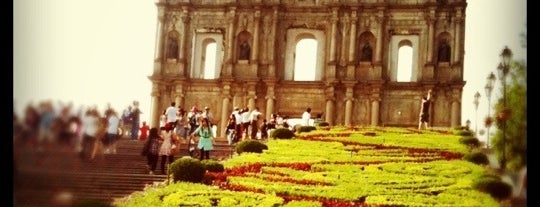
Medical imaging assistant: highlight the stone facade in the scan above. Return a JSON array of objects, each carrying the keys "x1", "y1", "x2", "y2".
[{"x1": 149, "y1": 0, "x2": 467, "y2": 136}]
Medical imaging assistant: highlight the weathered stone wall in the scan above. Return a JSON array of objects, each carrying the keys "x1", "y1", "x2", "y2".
[{"x1": 148, "y1": 0, "x2": 467, "y2": 136}]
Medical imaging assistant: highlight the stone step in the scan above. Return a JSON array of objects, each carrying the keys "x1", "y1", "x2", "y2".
[
  {"x1": 14, "y1": 136, "x2": 236, "y2": 206},
  {"x1": 14, "y1": 170, "x2": 168, "y2": 206}
]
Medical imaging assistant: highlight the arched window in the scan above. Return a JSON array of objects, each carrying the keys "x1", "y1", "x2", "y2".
[
  {"x1": 285, "y1": 29, "x2": 325, "y2": 81},
  {"x1": 190, "y1": 29, "x2": 223, "y2": 79},
  {"x1": 388, "y1": 36, "x2": 418, "y2": 82},
  {"x1": 397, "y1": 44, "x2": 413, "y2": 82},
  {"x1": 203, "y1": 42, "x2": 217, "y2": 79},
  {"x1": 294, "y1": 38, "x2": 317, "y2": 81}
]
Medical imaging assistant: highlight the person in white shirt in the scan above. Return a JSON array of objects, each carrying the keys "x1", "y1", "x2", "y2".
[
  {"x1": 241, "y1": 107, "x2": 251, "y2": 139},
  {"x1": 249, "y1": 107, "x2": 262, "y2": 139},
  {"x1": 81, "y1": 108, "x2": 99, "y2": 161},
  {"x1": 231, "y1": 107, "x2": 243, "y2": 141},
  {"x1": 165, "y1": 102, "x2": 178, "y2": 130},
  {"x1": 302, "y1": 107, "x2": 312, "y2": 126},
  {"x1": 105, "y1": 110, "x2": 120, "y2": 154}
]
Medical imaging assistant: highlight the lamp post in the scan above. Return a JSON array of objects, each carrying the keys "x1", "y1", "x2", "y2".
[
  {"x1": 484, "y1": 72, "x2": 496, "y2": 149},
  {"x1": 473, "y1": 91, "x2": 481, "y2": 135},
  {"x1": 497, "y1": 46, "x2": 512, "y2": 170}
]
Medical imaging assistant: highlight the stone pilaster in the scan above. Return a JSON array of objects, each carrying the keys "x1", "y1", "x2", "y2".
[
  {"x1": 343, "y1": 81, "x2": 356, "y2": 126},
  {"x1": 252, "y1": 9, "x2": 260, "y2": 63},
  {"x1": 153, "y1": 6, "x2": 166, "y2": 75},
  {"x1": 348, "y1": 9, "x2": 357, "y2": 63},
  {"x1": 150, "y1": 82, "x2": 161, "y2": 128},
  {"x1": 329, "y1": 7, "x2": 338, "y2": 63}
]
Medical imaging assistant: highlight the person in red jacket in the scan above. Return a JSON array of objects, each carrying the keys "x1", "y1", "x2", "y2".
[{"x1": 139, "y1": 121, "x2": 150, "y2": 141}]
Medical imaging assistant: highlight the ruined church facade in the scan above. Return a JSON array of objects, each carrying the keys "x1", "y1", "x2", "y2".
[{"x1": 148, "y1": 0, "x2": 467, "y2": 136}]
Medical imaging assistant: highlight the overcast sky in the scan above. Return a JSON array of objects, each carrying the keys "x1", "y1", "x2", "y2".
[{"x1": 14, "y1": 0, "x2": 526, "y2": 142}]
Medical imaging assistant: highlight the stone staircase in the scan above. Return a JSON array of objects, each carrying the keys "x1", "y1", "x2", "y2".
[{"x1": 13, "y1": 137, "x2": 234, "y2": 207}]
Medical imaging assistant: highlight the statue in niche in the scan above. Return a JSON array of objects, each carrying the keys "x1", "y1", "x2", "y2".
[
  {"x1": 239, "y1": 41, "x2": 251, "y2": 61},
  {"x1": 166, "y1": 35, "x2": 179, "y2": 59},
  {"x1": 360, "y1": 42, "x2": 372, "y2": 62},
  {"x1": 438, "y1": 40, "x2": 450, "y2": 62}
]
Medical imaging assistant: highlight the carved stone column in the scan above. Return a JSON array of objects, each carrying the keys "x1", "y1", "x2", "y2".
[
  {"x1": 339, "y1": 14, "x2": 349, "y2": 66},
  {"x1": 153, "y1": 6, "x2": 166, "y2": 75},
  {"x1": 343, "y1": 81, "x2": 356, "y2": 126},
  {"x1": 348, "y1": 10, "x2": 357, "y2": 63},
  {"x1": 179, "y1": 8, "x2": 190, "y2": 62},
  {"x1": 370, "y1": 98, "x2": 380, "y2": 126},
  {"x1": 173, "y1": 81, "x2": 185, "y2": 109},
  {"x1": 267, "y1": 7, "x2": 278, "y2": 77},
  {"x1": 220, "y1": 96, "x2": 230, "y2": 137},
  {"x1": 426, "y1": 12, "x2": 435, "y2": 63},
  {"x1": 252, "y1": 9, "x2": 260, "y2": 63},
  {"x1": 449, "y1": 88, "x2": 461, "y2": 128},
  {"x1": 454, "y1": 11, "x2": 464, "y2": 63},
  {"x1": 217, "y1": 81, "x2": 233, "y2": 137},
  {"x1": 150, "y1": 83, "x2": 161, "y2": 128},
  {"x1": 329, "y1": 7, "x2": 338, "y2": 62},
  {"x1": 375, "y1": 11, "x2": 385, "y2": 63},
  {"x1": 247, "y1": 82, "x2": 257, "y2": 110},
  {"x1": 325, "y1": 99, "x2": 335, "y2": 125},
  {"x1": 264, "y1": 80, "x2": 276, "y2": 120},
  {"x1": 227, "y1": 8, "x2": 236, "y2": 62},
  {"x1": 324, "y1": 84, "x2": 336, "y2": 125},
  {"x1": 224, "y1": 7, "x2": 236, "y2": 77}
]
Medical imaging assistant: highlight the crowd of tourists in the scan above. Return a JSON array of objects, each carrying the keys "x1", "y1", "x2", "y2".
[{"x1": 13, "y1": 100, "x2": 144, "y2": 160}]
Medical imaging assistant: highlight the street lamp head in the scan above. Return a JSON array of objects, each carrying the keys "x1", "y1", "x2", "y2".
[
  {"x1": 473, "y1": 91, "x2": 480, "y2": 109},
  {"x1": 497, "y1": 46, "x2": 512, "y2": 80},
  {"x1": 474, "y1": 91, "x2": 481, "y2": 100},
  {"x1": 500, "y1": 46, "x2": 513, "y2": 65},
  {"x1": 484, "y1": 72, "x2": 496, "y2": 98}
]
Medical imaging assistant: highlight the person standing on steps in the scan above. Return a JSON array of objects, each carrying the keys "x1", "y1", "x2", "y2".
[
  {"x1": 249, "y1": 107, "x2": 262, "y2": 140},
  {"x1": 143, "y1": 127, "x2": 161, "y2": 175},
  {"x1": 130, "y1": 101, "x2": 143, "y2": 141},
  {"x1": 139, "y1": 121, "x2": 150, "y2": 141},
  {"x1": 418, "y1": 90, "x2": 433, "y2": 130},
  {"x1": 158, "y1": 126, "x2": 176, "y2": 175},
  {"x1": 165, "y1": 102, "x2": 178, "y2": 130},
  {"x1": 189, "y1": 117, "x2": 215, "y2": 160}
]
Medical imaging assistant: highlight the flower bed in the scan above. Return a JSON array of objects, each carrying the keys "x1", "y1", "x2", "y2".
[{"x1": 115, "y1": 127, "x2": 500, "y2": 207}]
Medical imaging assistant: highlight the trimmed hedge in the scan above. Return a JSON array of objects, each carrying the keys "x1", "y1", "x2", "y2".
[
  {"x1": 235, "y1": 140, "x2": 268, "y2": 154},
  {"x1": 270, "y1": 128, "x2": 295, "y2": 139},
  {"x1": 201, "y1": 159, "x2": 225, "y2": 172},
  {"x1": 297, "y1": 126, "x2": 317, "y2": 133},
  {"x1": 169, "y1": 157, "x2": 206, "y2": 183},
  {"x1": 459, "y1": 136, "x2": 480, "y2": 148},
  {"x1": 473, "y1": 174, "x2": 513, "y2": 201},
  {"x1": 463, "y1": 152, "x2": 490, "y2": 165}
]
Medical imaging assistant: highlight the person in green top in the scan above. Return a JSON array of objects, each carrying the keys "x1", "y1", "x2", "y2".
[{"x1": 189, "y1": 117, "x2": 215, "y2": 160}]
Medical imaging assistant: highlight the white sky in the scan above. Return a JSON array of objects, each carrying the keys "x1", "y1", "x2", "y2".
[{"x1": 14, "y1": 0, "x2": 526, "y2": 142}]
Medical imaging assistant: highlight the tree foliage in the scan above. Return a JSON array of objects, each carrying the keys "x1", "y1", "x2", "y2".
[{"x1": 492, "y1": 59, "x2": 526, "y2": 172}]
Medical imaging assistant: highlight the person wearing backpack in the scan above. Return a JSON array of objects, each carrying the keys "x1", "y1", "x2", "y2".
[
  {"x1": 142, "y1": 127, "x2": 161, "y2": 175},
  {"x1": 187, "y1": 106, "x2": 200, "y2": 134}
]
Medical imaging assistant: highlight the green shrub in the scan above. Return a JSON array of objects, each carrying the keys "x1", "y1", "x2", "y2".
[
  {"x1": 169, "y1": 157, "x2": 206, "y2": 183},
  {"x1": 291, "y1": 124, "x2": 302, "y2": 133},
  {"x1": 453, "y1": 126, "x2": 467, "y2": 131},
  {"x1": 459, "y1": 136, "x2": 480, "y2": 148},
  {"x1": 456, "y1": 129, "x2": 473, "y2": 136},
  {"x1": 270, "y1": 128, "x2": 295, "y2": 139},
  {"x1": 472, "y1": 174, "x2": 513, "y2": 201},
  {"x1": 201, "y1": 159, "x2": 225, "y2": 172},
  {"x1": 235, "y1": 140, "x2": 268, "y2": 154},
  {"x1": 316, "y1": 121, "x2": 330, "y2": 127},
  {"x1": 463, "y1": 152, "x2": 490, "y2": 165},
  {"x1": 297, "y1": 126, "x2": 317, "y2": 133}
]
